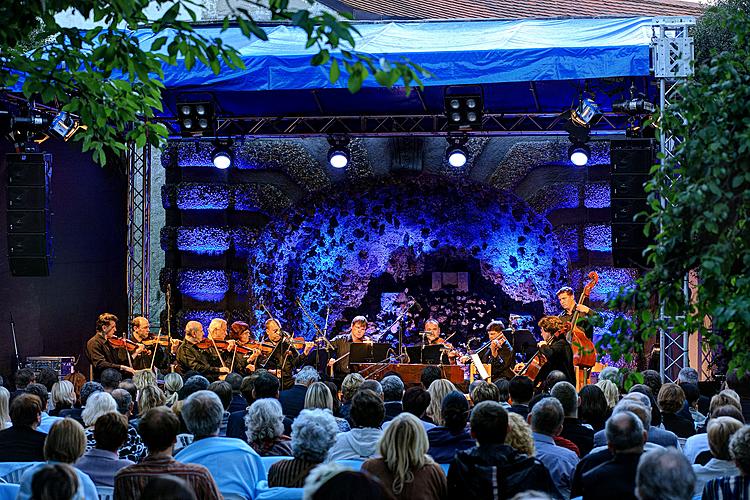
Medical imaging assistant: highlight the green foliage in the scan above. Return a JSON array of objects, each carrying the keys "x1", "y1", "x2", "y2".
[
  {"x1": 0, "y1": 0, "x2": 429, "y2": 166},
  {"x1": 608, "y1": 4, "x2": 750, "y2": 374}
]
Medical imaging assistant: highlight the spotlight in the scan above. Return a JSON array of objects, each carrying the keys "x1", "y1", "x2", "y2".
[
  {"x1": 445, "y1": 135, "x2": 469, "y2": 168},
  {"x1": 327, "y1": 136, "x2": 350, "y2": 169},
  {"x1": 568, "y1": 143, "x2": 591, "y2": 166},
  {"x1": 613, "y1": 98, "x2": 656, "y2": 115},
  {"x1": 176, "y1": 101, "x2": 215, "y2": 137},
  {"x1": 571, "y1": 98, "x2": 602, "y2": 128},
  {"x1": 444, "y1": 89, "x2": 483, "y2": 131},
  {"x1": 49, "y1": 111, "x2": 80, "y2": 141},
  {"x1": 211, "y1": 142, "x2": 233, "y2": 169}
]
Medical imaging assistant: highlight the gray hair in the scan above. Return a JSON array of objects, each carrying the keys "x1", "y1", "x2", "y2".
[
  {"x1": 530, "y1": 397, "x2": 564, "y2": 435},
  {"x1": 245, "y1": 398, "x2": 285, "y2": 443},
  {"x1": 163, "y1": 373, "x2": 183, "y2": 406},
  {"x1": 636, "y1": 447, "x2": 695, "y2": 500},
  {"x1": 677, "y1": 367, "x2": 699, "y2": 385},
  {"x1": 360, "y1": 380, "x2": 383, "y2": 397},
  {"x1": 182, "y1": 390, "x2": 224, "y2": 438},
  {"x1": 111, "y1": 389, "x2": 132, "y2": 415},
  {"x1": 613, "y1": 400, "x2": 652, "y2": 429},
  {"x1": 294, "y1": 366, "x2": 320, "y2": 386},
  {"x1": 81, "y1": 392, "x2": 117, "y2": 427},
  {"x1": 51, "y1": 381, "x2": 76, "y2": 408},
  {"x1": 605, "y1": 411, "x2": 645, "y2": 451},
  {"x1": 381, "y1": 376, "x2": 405, "y2": 402},
  {"x1": 208, "y1": 318, "x2": 227, "y2": 335},
  {"x1": 291, "y1": 409, "x2": 339, "y2": 462},
  {"x1": 550, "y1": 381, "x2": 577, "y2": 417},
  {"x1": 599, "y1": 366, "x2": 622, "y2": 386},
  {"x1": 729, "y1": 425, "x2": 750, "y2": 474},
  {"x1": 623, "y1": 392, "x2": 652, "y2": 410}
]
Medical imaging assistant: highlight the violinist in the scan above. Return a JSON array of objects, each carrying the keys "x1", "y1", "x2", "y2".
[
  {"x1": 480, "y1": 320, "x2": 515, "y2": 381},
  {"x1": 229, "y1": 321, "x2": 262, "y2": 372},
  {"x1": 176, "y1": 321, "x2": 229, "y2": 380},
  {"x1": 86, "y1": 313, "x2": 135, "y2": 380},
  {"x1": 203, "y1": 318, "x2": 250, "y2": 375},
  {"x1": 128, "y1": 316, "x2": 171, "y2": 372},
  {"x1": 534, "y1": 316, "x2": 575, "y2": 385},
  {"x1": 259, "y1": 319, "x2": 314, "y2": 390},
  {"x1": 420, "y1": 319, "x2": 459, "y2": 364},
  {"x1": 557, "y1": 287, "x2": 598, "y2": 340},
  {"x1": 327, "y1": 316, "x2": 371, "y2": 378}
]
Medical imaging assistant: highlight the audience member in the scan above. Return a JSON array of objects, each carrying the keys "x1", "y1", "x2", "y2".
[
  {"x1": 207, "y1": 380, "x2": 232, "y2": 436},
  {"x1": 449, "y1": 401, "x2": 559, "y2": 499},
  {"x1": 177, "y1": 374, "x2": 210, "y2": 401},
  {"x1": 685, "y1": 399, "x2": 745, "y2": 464},
  {"x1": 64, "y1": 372, "x2": 87, "y2": 407},
  {"x1": 596, "y1": 379, "x2": 619, "y2": 412},
  {"x1": 280, "y1": 366, "x2": 318, "y2": 419},
  {"x1": 112, "y1": 388, "x2": 135, "y2": 418},
  {"x1": 76, "y1": 411, "x2": 134, "y2": 486},
  {"x1": 164, "y1": 372, "x2": 184, "y2": 407},
  {"x1": 678, "y1": 367, "x2": 710, "y2": 415},
  {"x1": 140, "y1": 475, "x2": 198, "y2": 500},
  {"x1": 303, "y1": 464, "x2": 396, "y2": 500},
  {"x1": 401, "y1": 386, "x2": 435, "y2": 431},
  {"x1": 592, "y1": 393, "x2": 679, "y2": 449},
  {"x1": 36, "y1": 368, "x2": 58, "y2": 393},
  {"x1": 114, "y1": 407, "x2": 222, "y2": 500},
  {"x1": 425, "y1": 379, "x2": 457, "y2": 425},
  {"x1": 305, "y1": 381, "x2": 350, "y2": 432},
  {"x1": 598, "y1": 366, "x2": 622, "y2": 389},
  {"x1": 59, "y1": 380, "x2": 104, "y2": 424},
  {"x1": 363, "y1": 413, "x2": 447, "y2": 500},
  {"x1": 0, "y1": 393, "x2": 46, "y2": 461},
  {"x1": 175, "y1": 390, "x2": 266, "y2": 499},
  {"x1": 17, "y1": 418, "x2": 98, "y2": 500},
  {"x1": 640, "y1": 370, "x2": 662, "y2": 402},
  {"x1": 551, "y1": 381, "x2": 594, "y2": 456},
  {"x1": 361, "y1": 380, "x2": 384, "y2": 399},
  {"x1": 471, "y1": 380, "x2": 501, "y2": 405},
  {"x1": 268, "y1": 408, "x2": 338, "y2": 487},
  {"x1": 119, "y1": 379, "x2": 139, "y2": 415},
  {"x1": 702, "y1": 424, "x2": 750, "y2": 500},
  {"x1": 420, "y1": 365, "x2": 443, "y2": 390},
  {"x1": 133, "y1": 369, "x2": 157, "y2": 391},
  {"x1": 494, "y1": 378, "x2": 512, "y2": 408},
  {"x1": 224, "y1": 372, "x2": 248, "y2": 413},
  {"x1": 0, "y1": 386, "x2": 10, "y2": 429},
  {"x1": 328, "y1": 389, "x2": 384, "y2": 461},
  {"x1": 82, "y1": 391, "x2": 146, "y2": 462},
  {"x1": 101, "y1": 368, "x2": 123, "y2": 393},
  {"x1": 246, "y1": 398, "x2": 293, "y2": 456},
  {"x1": 324, "y1": 381, "x2": 343, "y2": 416},
  {"x1": 50, "y1": 380, "x2": 76, "y2": 416},
  {"x1": 10, "y1": 367, "x2": 35, "y2": 403},
  {"x1": 635, "y1": 447, "x2": 695, "y2": 500},
  {"x1": 509, "y1": 376, "x2": 534, "y2": 419},
  {"x1": 381, "y1": 375, "x2": 405, "y2": 421},
  {"x1": 628, "y1": 384, "x2": 663, "y2": 428},
  {"x1": 681, "y1": 382, "x2": 707, "y2": 426},
  {"x1": 726, "y1": 369, "x2": 750, "y2": 422},
  {"x1": 227, "y1": 370, "x2": 293, "y2": 440},
  {"x1": 340, "y1": 373, "x2": 365, "y2": 422},
  {"x1": 25, "y1": 383, "x2": 63, "y2": 433},
  {"x1": 427, "y1": 390, "x2": 475, "y2": 463},
  {"x1": 529, "y1": 397, "x2": 578, "y2": 499},
  {"x1": 658, "y1": 383, "x2": 695, "y2": 438},
  {"x1": 30, "y1": 463, "x2": 80, "y2": 500},
  {"x1": 692, "y1": 416, "x2": 743, "y2": 495},
  {"x1": 542, "y1": 371, "x2": 569, "y2": 394},
  {"x1": 578, "y1": 411, "x2": 646, "y2": 500},
  {"x1": 505, "y1": 411, "x2": 536, "y2": 456}
]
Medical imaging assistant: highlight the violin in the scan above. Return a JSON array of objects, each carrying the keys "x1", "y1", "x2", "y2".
[
  {"x1": 141, "y1": 336, "x2": 172, "y2": 347},
  {"x1": 108, "y1": 337, "x2": 140, "y2": 352}
]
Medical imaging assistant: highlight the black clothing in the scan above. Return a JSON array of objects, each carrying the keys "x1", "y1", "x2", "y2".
[
  {"x1": 536, "y1": 336, "x2": 575, "y2": 386},
  {"x1": 384, "y1": 401, "x2": 404, "y2": 422},
  {"x1": 448, "y1": 443, "x2": 562, "y2": 500},
  {"x1": 0, "y1": 426, "x2": 47, "y2": 462},
  {"x1": 509, "y1": 404, "x2": 530, "y2": 420},
  {"x1": 176, "y1": 341, "x2": 221, "y2": 380},
  {"x1": 227, "y1": 393, "x2": 249, "y2": 414},
  {"x1": 226, "y1": 408, "x2": 293, "y2": 440},
  {"x1": 130, "y1": 342, "x2": 170, "y2": 371},
  {"x1": 479, "y1": 339, "x2": 515, "y2": 382},
  {"x1": 259, "y1": 339, "x2": 304, "y2": 390},
  {"x1": 279, "y1": 385, "x2": 308, "y2": 419},
  {"x1": 86, "y1": 333, "x2": 126, "y2": 380},
  {"x1": 661, "y1": 412, "x2": 696, "y2": 438},
  {"x1": 580, "y1": 452, "x2": 642, "y2": 500},
  {"x1": 329, "y1": 334, "x2": 357, "y2": 376},
  {"x1": 561, "y1": 417, "x2": 595, "y2": 457},
  {"x1": 58, "y1": 407, "x2": 84, "y2": 425},
  {"x1": 559, "y1": 308, "x2": 598, "y2": 340},
  {"x1": 570, "y1": 448, "x2": 614, "y2": 498}
]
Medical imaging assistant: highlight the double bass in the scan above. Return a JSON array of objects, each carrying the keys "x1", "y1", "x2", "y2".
[{"x1": 564, "y1": 271, "x2": 599, "y2": 389}]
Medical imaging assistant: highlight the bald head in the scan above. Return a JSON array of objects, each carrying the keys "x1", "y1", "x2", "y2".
[{"x1": 185, "y1": 321, "x2": 204, "y2": 343}]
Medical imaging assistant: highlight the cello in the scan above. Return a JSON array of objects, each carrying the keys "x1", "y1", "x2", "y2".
[{"x1": 564, "y1": 271, "x2": 599, "y2": 389}]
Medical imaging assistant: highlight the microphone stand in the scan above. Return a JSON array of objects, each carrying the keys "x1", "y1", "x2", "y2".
[{"x1": 10, "y1": 313, "x2": 22, "y2": 371}]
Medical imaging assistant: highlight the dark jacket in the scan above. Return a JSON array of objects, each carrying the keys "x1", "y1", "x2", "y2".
[
  {"x1": 58, "y1": 407, "x2": 85, "y2": 426},
  {"x1": 259, "y1": 339, "x2": 304, "y2": 390},
  {"x1": 536, "y1": 336, "x2": 575, "y2": 386},
  {"x1": 571, "y1": 448, "x2": 613, "y2": 498},
  {"x1": 427, "y1": 427, "x2": 476, "y2": 464},
  {"x1": 661, "y1": 412, "x2": 696, "y2": 438},
  {"x1": 448, "y1": 443, "x2": 562, "y2": 500},
  {"x1": 279, "y1": 385, "x2": 308, "y2": 419},
  {"x1": 227, "y1": 393, "x2": 249, "y2": 415},
  {"x1": 226, "y1": 408, "x2": 293, "y2": 441},
  {"x1": 0, "y1": 426, "x2": 47, "y2": 462},
  {"x1": 561, "y1": 417, "x2": 595, "y2": 457},
  {"x1": 509, "y1": 404, "x2": 530, "y2": 420},
  {"x1": 383, "y1": 401, "x2": 404, "y2": 422},
  {"x1": 580, "y1": 452, "x2": 642, "y2": 500},
  {"x1": 594, "y1": 426, "x2": 678, "y2": 449},
  {"x1": 86, "y1": 333, "x2": 126, "y2": 380},
  {"x1": 479, "y1": 340, "x2": 516, "y2": 382},
  {"x1": 176, "y1": 342, "x2": 219, "y2": 380}
]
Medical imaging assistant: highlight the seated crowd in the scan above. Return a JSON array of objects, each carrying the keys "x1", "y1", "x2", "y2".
[{"x1": 0, "y1": 365, "x2": 748, "y2": 500}]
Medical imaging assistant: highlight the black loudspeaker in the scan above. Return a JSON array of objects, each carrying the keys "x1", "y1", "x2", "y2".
[
  {"x1": 5, "y1": 153, "x2": 52, "y2": 276},
  {"x1": 610, "y1": 139, "x2": 654, "y2": 267}
]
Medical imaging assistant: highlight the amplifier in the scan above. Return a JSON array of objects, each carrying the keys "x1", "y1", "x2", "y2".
[{"x1": 25, "y1": 356, "x2": 76, "y2": 379}]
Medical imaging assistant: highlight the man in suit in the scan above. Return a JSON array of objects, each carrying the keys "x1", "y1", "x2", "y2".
[
  {"x1": 551, "y1": 381, "x2": 594, "y2": 456},
  {"x1": 508, "y1": 375, "x2": 534, "y2": 418},
  {"x1": 0, "y1": 393, "x2": 47, "y2": 462},
  {"x1": 381, "y1": 375, "x2": 405, "y2": 421},
  {"x1": 279, "y1": 366, "x2": 318, "y2": 419}
]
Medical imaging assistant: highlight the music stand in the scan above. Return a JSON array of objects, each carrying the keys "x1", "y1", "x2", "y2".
[
  {"x1": 349, "y1": 343, "x2": 391, "y2": 364},
  {"x1": 406, "y1": 345, "x2": 445, "y2": 365},
  {"x1": 510, "y1": 329, "x2": 538, "y2": 361}
]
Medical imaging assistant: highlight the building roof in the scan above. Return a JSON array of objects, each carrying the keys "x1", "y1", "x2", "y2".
[{"x1": 323, "y1": 0, "x2": 703, "y2": 20}]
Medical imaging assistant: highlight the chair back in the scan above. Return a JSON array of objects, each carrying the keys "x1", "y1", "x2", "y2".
[
  {"x1": 97, "y1": 485, "x2": 115, "y2": 500},
  {"x1": 0, "y1": 483, "x2": 20, "y2": 500},
  {"x1": 255, "y1": 480, "x2": 303, "y2": 500},
  {"x1": 0, "y1": 462, "x2": 42, "y2": 484},
  {"x1": 261, "y1": 455, "x2": 292, "y2": 472},
  {"x1": 336, "y1": 459, "x2": 364, "y2": 470}
]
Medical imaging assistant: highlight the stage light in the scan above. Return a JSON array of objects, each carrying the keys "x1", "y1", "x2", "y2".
[
  {"x1": 571, "y1": 98, "x2": 602, "y2": 128},
  {"x1": 568, "y1": 143, "x2": 591, "y2": 166},
  {"x1": 49, "y1": 111, "x2": 80, "y2": 141},
  {"x1": 211, "y1": 142, "x2": 233, "y2": 169},
  {"x1": 444, "y1": 89, "x2": 483, "y2": 131},
  {"x1": 445, "y1": 135, "x2": 469, "y2": 168},
  {"x1": 327, "y1": 136, "x2": 350, "y2": 169},
  {"x1": 176, "y1": 101, "x2": 215, "y2": 137}
]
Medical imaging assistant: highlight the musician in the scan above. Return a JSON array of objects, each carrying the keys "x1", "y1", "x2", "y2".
[
  {"x1": 86, "y1": 313, "x2": 134, "y2": 380},
  {"x1": 479, "y1": 320, "x2": 515, "y2": 381},
  {"x1": 535, "y1": 316, "x2": 575, "y2": 385},
  {"x1": 557, "y1": 286, "x2": 598, "y2": 339},
  {"x1": 420, "y1": 319, "x2": 459, "y2": 364},
  {"x1": 229, "y1": 321, "x2": 261, "y2": 372},
  {"x1": 327, "y1": 316, "x2": 371, "y2": 378},
  {"x1": 202, "y1": 318, "x2": 251, "y2": 375},
  {"x1": 176, "y1": 321, "x2": 229, "y2": 380},
  {"x1": 128, "y1": 317, "x2": 170, "y2": 371},
  {"x1": 259, "y1": 319, "x2": 314, "y2": 390}
]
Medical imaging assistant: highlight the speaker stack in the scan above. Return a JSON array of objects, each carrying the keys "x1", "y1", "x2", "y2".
[
  {"x1": 6, "y1": 153, "x2": 52, "y2": 276},
  {"x1": 610, "y1": 139, "x2": 655, "y2": 268}
]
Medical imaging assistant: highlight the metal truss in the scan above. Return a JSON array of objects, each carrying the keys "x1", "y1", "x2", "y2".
[
  {"x1": 158, "y1": 112, "x2": 633, "y2": 139},
  {"x1": 652, "y1": 16, "x2": 696, "y2": 382},
  {"x1": 126, "y1": 141, "x2": 151, "y2": 322}
]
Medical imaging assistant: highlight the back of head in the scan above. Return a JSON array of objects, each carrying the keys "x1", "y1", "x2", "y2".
[
  {"x1": 707, "y1": 417, "x2": 743, "y2": 460},
  {"x1": 613, "y1": 400, "x2": 651, "y2": 429},
  {"x1": 710, "y1": 405, "x2": 745, "y2": 423},
  {"x1": 100, "y1": 368, "x2": 123, "y2": 391},
  {"x1": 426, "y1": 379, "x2": 457, "y2": 426},
  {"x1": 677, "y1": 367, "x2": 699, "y2": 386},
  {"x1": 636, "y1": 447, "x2": 695, "y2": 500},
  {"x1": 138, "y1": 385, "x2": 167, "y2": 416},
  {"x1": 605, "y1": 411, "x2": 645, "y2": 452},
  {"x1": 350, "y1": 389, "x2": 385, "y2": 428},
  {"x1": 51, "y1": 381, "x2": 76, "y2": 408},
  {"x1": 305, "y1": 382, "x2": 334, "y2": 411},
  {"x1": 420, "y1": 365, "x2": 442, "y2": 390},
  {"x1": 640, "y1": 370, "x2": 662, "y2": 398},
  {"x1": 80, "y1": 381, "x2": 104, "y2": 406},
  {"x1": 599, "y1": 366, "x2": 622, "y2": 388},
  {"x1": 25, "y1": 383, "x2": 49, "y2": 408},
  {"x1": 471, "y1": 381, "x2": 501, "y2": 404},
  {"x1": 657, "y1": 383, "x2": 685, "y2": 414},
  {"x1": 596, "y1": 379, "x2": 620, "y2": 409},
  {"x1": 710, "y1": 390, "x2": 742, "y2": 415},
  {"x1": 111, "y1": 388, "x2": 133, "y2": 415},
  {"x1": 224, "y1": 372, "x2": 243, "y2": 392},
  {"x1": 182, "y1": 390, "x2": 224, "y2": 438},
  {"x1": 550, "y1": 381, "x2": 577, "y2": 417},
  {"x1": 543, "y1": 371, "x2": 568, "y2": 392},
  {"x1": 134, "y1": 369, "x2": 157, "y2": 391},
  {"x1": 306, "y1": 467, "x2": 395, "y2": 500},
  {"x1": 15, "y1": 367, "x2": 35, "y2": 389},
  {"x1": 341, "y1": 373, "x2": 365, "y2": 402},
  {"x1": 494, "y1": 378, "x2": 510, "y2": 403},
  {"x1": 291, "y1": 408, "x2": 339, "y2": 463},
  {"x1": 402, "y1": 386, "x2": 431, "y2": 419},
  {"x1": 579, "y1": 384, "x2": 608, "y2": 423},
  {"x1": 82, "y1": 391, "x2": 118, "y2": 427},
  {"x1": 94, "y1": 411, "x2": 129, "y2": 452},
  {"x1": 509, "y1": 376, "x2": 534, "y2": 405},
  {"x1": 141, "y1": 475, "x2": 197, "y2": 500},
  {"x1": 139, "y1": 406, "x2": 180, "y2": 453},
  {"x1": 31, "y1": 463, "x2": 79, "y2": 500},
  {"x1": 441, "y1": 390, "x2": 470, "y2": 432},
  {"x1": 10, "y1": 392, "x2": 42, "y2": 427},
  {"x1": 45, "y1": 418, "x2": 86, "y2": 463},
  {"x1": 118, "y1": 380, "x2": 137, "y2": 403},
  {"x1": 680, "y1": 383, "x2": 700, "y2": 406},
  {"x1": 253, "y1": 371, "x2": 281, "y2": 400},
  {"x1": 0, "y1": 387, "x2": 10, "y2": 427},
  {"x1": 164, "y1": 372, "x2": 185, "y2": 394},
  {"x1": 471, "y1": 401, "x2": 509, "y2": 445},
  {"x1": 207, "y1": 380, "x2": 232, "y2": 410},
  {"x1": 729, "y1": 424, "x2": 750, "y2": 474},
  {"x1": 246, "y1": 398, "x2": 285, "y2": 442},
  {"x1": 295, "y1": 366, "x2": 320, "y2": 387},
  {"x1": 36, "y1": 368, "x2": 58, "y2": 392},
  {"x1": 381, "y1": 376, "x2": 405, "y2": 402},
  {"x1": 360, "y1": 380, "x2": 383, "y2": 398},
  {"x1": 378, "y1": 413, "x2": 431, "y2": 495},
  {"x1": 530, "y1": 397, "x2": 564, "y2": 436},
  {"x1": 179, "y1": 375, "x2": 210, "y2": 400},
  {"x1": 505, "y1": 411, "x2": 535, "y2": 456}
]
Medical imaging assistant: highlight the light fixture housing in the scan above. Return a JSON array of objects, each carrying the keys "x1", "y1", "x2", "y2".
[
  {"x1": 327, "y1": 136, "x2": 351, "y2": 169},
  {"x1": 211, "y1": 141, "x2": 233, "y2": 169},
  {"x1": 176, "y1": 101, "x2": 215, "y2": 137},
  {"x1": 49, "y1": 111, "x2": 80, "y2": 141},
  {"x1": 570, "y1": 98, "x2": 602, "y2": 128},
  {"x1": 568, "y1": 143, "x2": 591, "y2": 166},
  {"x1": 445, "y1": 135, "x2": 469, "y2": 168},
  {"x1": 444, "y1": 89, "x2": 483, "y2": 131}
]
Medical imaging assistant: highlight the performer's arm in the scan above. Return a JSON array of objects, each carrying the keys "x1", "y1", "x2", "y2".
[{"x1": 89, "y1": 339, "x2": 128, "y2": 372}]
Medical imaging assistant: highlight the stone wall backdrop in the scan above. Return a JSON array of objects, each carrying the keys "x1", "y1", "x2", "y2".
[{"x1": 157, "y1": 135, "x2": 638, "y2": 351}]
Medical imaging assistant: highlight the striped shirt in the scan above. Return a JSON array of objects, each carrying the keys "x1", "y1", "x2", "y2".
[
  {"x1": 268, "y1": 458, "x2": 321, "y2": 488},
  {"x1": 702, "y1": 475, "x2": 750, "y2": 500},
  {"x1": 114, "y1": 455, "x2": 222, "y2": 500}
]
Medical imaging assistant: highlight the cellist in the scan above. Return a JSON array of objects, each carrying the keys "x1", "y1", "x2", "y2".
[{"x1": 534, "y1": 316, "x2": 575, "y2": 386}]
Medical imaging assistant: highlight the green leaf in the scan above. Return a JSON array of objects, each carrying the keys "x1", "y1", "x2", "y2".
[
  {"x1": 329, "y1": 59, "x2": 340, "y2": 83},
  {"x1": 151, "y1": 36, "x2": 168, "y2": 51}
]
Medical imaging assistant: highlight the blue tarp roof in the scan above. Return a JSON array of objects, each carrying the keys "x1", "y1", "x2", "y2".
[{"x1": 141, "y1": 16, "x2": 654, "y2": 93}]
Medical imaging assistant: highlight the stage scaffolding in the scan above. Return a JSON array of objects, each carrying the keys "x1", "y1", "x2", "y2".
[{"x1": 126, "y1": 142, "x2": 151, "y2": 322}]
